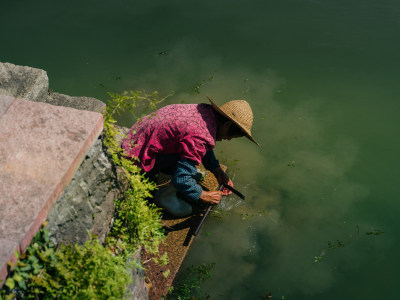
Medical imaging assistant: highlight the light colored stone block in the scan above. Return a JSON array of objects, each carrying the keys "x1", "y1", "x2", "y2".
[
  {"x1": 0, "y1": 62, "x2": 48, "y2": 102},
  {"x1": 0, "y1": 98, "x2": 103, "y2": 284}
]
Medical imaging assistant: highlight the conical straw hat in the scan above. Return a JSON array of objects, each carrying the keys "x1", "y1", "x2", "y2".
[{"x1": 207, "y1": 96, "x2": 259, "y2": 146}]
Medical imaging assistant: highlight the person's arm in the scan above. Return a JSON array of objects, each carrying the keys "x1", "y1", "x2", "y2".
[
  {"x1": 202, "y1": 150, "x2": 233, "y2": 195},
  {"x1": 201, "y1": 150, "x2": 220, "y2": 171},
  {"x1": 172, "y1": 158, "x2": 223, "y2": 204},
  {"x1": 201, "y1": 150, "x2": 234, "y2": 195}
]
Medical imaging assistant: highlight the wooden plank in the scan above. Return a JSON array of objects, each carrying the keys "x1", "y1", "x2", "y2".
[{"x1": 143, "y1": 165, "x2": 226, "y2": 299}]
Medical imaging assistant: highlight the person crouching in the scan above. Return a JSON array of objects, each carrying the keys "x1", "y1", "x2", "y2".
[{"x1": 121, "y1": 96, "x2": 258, "y2": 216}]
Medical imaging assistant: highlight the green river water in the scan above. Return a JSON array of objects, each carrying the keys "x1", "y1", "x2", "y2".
[{"x1": 1, "y1": 0, "x2": 399, "y2": 299}]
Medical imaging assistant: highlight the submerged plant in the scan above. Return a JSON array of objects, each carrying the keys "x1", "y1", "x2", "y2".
[
  {"x1": 193, "y1": 82, "x2": 203, "y2": 94},
  {"x1": 210, "y1": 208, "x2": 229, "y2": 219},
  {"x1": 314, "y1": 225, "x2": 385, "y2": 263},
  {"x1": 240, "y1": 209, "x2": 269, "y2": 220},
  {"x1": 313, "y1": 226, "x2": 360, "y2": 263},
  {"x1": 366, "y1": 229, "x2": 384, "y2": 236},
  {"x1": 169, "y1": 263, "x2": 215, "y2": 300}
]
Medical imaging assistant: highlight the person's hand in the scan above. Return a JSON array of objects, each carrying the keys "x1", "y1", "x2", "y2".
[
  {"x1": 213, "y1": 167, "x2": 233, "y2": 196},
  {"x1": 221, "y1": 178, "x2": 233, "y2": 196},
  {"x1": 199, "y1": 190, "x2": 223, "y2": 205}
]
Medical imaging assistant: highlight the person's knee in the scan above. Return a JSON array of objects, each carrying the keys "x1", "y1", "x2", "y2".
[{"x1": 153, "y1": 185, "x2": 192, "y2": 217}]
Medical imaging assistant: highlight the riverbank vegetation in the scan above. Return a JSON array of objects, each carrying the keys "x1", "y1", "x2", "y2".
[
  {"x1": 103, "y1": 90, "x2": 165, "y2": 254},
  {"x1": 1, "y1": 227, "x2": 132, "y2": 299}
]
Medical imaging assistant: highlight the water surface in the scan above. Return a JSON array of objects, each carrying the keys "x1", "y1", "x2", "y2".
[{"x1": 1, "y1": 0, "x2": 399, "y2": 298}]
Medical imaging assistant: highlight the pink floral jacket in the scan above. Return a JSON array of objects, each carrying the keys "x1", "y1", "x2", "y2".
[{"x1": 121, "y1": 103, "x2": 217, "y2": 172}]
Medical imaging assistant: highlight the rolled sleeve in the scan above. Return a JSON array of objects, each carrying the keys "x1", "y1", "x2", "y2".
[{"x1": 172, "y1": 159, "x2": 203, "y2": 202}]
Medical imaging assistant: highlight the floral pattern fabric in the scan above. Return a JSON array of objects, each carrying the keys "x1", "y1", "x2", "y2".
[{"x1": 122, "y1": 103, "x2": 217, "y2": 172}]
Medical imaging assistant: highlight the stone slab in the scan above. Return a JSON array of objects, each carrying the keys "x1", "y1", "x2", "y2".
[
  {"x1": 0, "y1": 98, "x2": 103, "y2": 284},
  {"x1": 0, "y1": 95, "x2": 15, "y2": 120}
]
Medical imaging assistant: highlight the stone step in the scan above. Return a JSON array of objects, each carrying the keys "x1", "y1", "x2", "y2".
[{"x1": 0, "y1": 95, "x2": 103, "y2": 284}]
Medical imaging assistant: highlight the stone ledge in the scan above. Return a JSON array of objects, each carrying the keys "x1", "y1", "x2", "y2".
[
  {"x1": 0, "y1": 62, "x2": 48, "y2": 102},
  {"x1": 0, "y1": 61, "x2": 106, "y2": 114},
  {"x1": 0, "y1": 96, "x2": 103, "y2": 284},
  {"x1": 46, "y1": 91, "x2": 106, "y2": 114}
]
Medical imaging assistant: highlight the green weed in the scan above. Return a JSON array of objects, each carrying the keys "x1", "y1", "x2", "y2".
[
  {"x1": 103, "y1": 90, "x2": 167, "y2": 254},
  {"x1": 1, "y1": 229, "x2": 132, "y2": 300},
  {"x1": 169, "y1": 263, "x2": 215, "y2": 300},
  {"x1": 314, "y1": 225, "x2": 385, "y2": 263}
]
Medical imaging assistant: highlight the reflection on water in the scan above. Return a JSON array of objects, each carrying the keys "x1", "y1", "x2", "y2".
[{"x1": 1, "y1": 0, "x2": 399, "y2": 298}]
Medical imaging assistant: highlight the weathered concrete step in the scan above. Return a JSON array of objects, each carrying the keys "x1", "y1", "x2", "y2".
[{"x1": 0, "y1": 95, "x2": 103, "y2": 284}]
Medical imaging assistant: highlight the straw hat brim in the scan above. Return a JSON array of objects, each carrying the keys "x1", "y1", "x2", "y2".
[{"x1": 207, "y1": 96, "x2": 260, "y2": 146}]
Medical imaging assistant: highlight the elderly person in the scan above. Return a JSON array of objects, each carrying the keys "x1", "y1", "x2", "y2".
[{"x1": 121, "y1": 96, "x2": 258, "y2": 216}]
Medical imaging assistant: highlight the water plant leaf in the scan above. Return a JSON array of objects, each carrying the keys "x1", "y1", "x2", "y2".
[{"x1": 366, "y1": 230, "x2": 384, "y2": 236}]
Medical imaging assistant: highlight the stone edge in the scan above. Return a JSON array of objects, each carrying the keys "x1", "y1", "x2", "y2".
[{"x1": 0, "y1": 240, "x2": 20, "y2": 287}]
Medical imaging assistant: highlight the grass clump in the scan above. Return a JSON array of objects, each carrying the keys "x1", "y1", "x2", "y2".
[{"x1": 1, "y1": 229, "x2": 131, "y2": 300}]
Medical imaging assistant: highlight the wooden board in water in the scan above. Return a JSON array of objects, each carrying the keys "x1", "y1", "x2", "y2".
[{"x1": 143, "y1": 164, "x2": 226, "y2": 299}]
